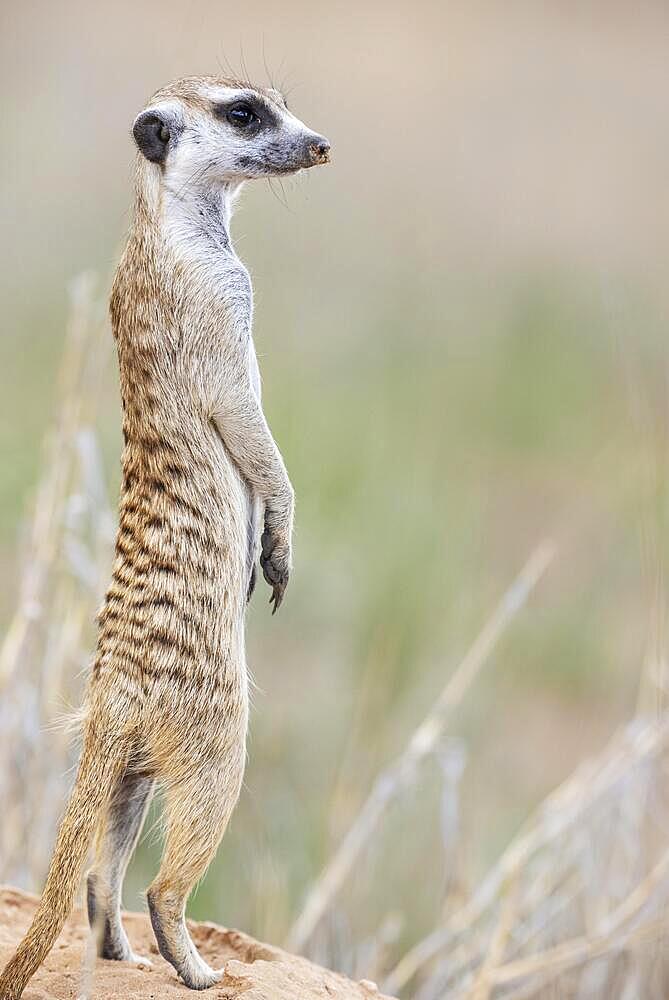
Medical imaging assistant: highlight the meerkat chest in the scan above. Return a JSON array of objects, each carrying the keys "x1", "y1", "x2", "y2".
[
  {"x1": 213, "y1": 249, "x2": 253, "y2": 343},
  {"x1": 185, "y1": 242, "x2": 253, "y2": 352},
  {"x1": 166, "y1": 212, "x2": 254, "y2": 342},
  {"x1": 206, "y1": 249, "x2": 261, "y2": 398}
]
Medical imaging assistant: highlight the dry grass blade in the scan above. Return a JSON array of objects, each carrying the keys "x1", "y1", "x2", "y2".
[
  {"x1": 386, "y1": 716, "x2": 669, "y2": 995},
  {"x1": 474, "y1": 846, "x2": 669, "y2": 992},
  {"x1": 465, "y1": 876, "x2": 520, "y2": 1000}
]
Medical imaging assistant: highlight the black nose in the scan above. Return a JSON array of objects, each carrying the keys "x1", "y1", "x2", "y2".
[{"x1": 308, "y1": 135, "x2": 331, "y2": 164}]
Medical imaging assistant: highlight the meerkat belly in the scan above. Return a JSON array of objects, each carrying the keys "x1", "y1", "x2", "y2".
[{"x1": 95, "y1": 427, "x2": 248, "y2": 693}]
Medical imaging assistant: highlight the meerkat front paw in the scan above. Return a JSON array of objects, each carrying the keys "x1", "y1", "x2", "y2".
[{"x1": 260, "y1": 526, "x2": 291, "y2": 613}]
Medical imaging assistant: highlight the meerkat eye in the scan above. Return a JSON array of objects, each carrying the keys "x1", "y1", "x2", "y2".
[{"x1": 227, "y1": 103, "x2": 260, "y2": 128}]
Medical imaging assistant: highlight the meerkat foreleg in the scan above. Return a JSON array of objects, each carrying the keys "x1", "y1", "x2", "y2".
[
  {"x1": 86, "y1": 772, "x2": 155, "y2": 964},
  {"x1": 212, "y1": 379, "x2": 294, "y2": 611}
]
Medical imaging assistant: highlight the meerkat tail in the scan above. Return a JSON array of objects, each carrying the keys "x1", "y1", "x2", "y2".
[{"x1": 0, "y1": 733, "x2": 130, "y2": 1000}]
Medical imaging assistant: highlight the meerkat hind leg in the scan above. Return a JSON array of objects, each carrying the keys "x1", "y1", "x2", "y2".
[
  {"x1": 147, "y1": 766, "x2": 242, "y2": 990},
  {"x1": 87, "y1": 771, "x2": 155, "y2": 965}
]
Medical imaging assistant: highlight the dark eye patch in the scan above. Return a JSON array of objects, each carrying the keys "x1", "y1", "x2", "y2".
[{"x1": 212, "y1": 95, "x2": 280, "y2": 130}]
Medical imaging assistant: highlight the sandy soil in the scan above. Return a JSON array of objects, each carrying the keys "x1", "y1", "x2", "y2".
[{"x1": 0, "y1": 887, "x2": 393, "y2": 1000}]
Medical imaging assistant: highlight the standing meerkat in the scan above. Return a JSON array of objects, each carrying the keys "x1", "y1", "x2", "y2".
[{"x1": 0, "y1": 74, "x2": 330, "y2": 998}]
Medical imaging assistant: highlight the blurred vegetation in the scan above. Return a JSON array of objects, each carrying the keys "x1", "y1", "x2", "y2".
[{"x1": 2, "y1": 2, "x2": 669, "y2": 995}]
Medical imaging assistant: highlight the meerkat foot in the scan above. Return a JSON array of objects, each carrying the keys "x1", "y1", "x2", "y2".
[
  {"x1": 147, "y1": 888, "x2": 220, "y2": 990},
  {"x1": 103, "y1": 940, "x2": 154, "y2": 967},
  {"x1": 99, "y1": 929, "x2": 153, "y2": 967},
  {"x1": 125, "y1": 951, "x2": 153, "y2": 967},
  {"x1": 86, "y1": 873, "x2": 152, "y2": 966}
]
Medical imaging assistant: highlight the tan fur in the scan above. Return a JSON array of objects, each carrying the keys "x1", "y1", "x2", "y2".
[{"x1": 0, "y1": 75, "x2": 328, "y2": 997}]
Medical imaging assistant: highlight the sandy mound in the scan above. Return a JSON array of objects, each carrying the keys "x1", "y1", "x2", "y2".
[{"x1": 0, "y1": 887, "x2": 395, "y2": 1000}]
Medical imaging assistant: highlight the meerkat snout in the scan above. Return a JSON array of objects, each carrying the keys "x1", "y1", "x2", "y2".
[{"x1": 307, "y1": 135, "x2": 331, "y2": 165}]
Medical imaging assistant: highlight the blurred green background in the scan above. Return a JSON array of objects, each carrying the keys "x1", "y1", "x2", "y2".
[{"x1": 2, "y1": 0, "x2": 669, "y2": 972}]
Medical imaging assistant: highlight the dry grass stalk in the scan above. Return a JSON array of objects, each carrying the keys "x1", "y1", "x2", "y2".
[
  {"x1": 466, "y1": 876, "x2": 520, "y2": 1000},
  {"x1": 385, "y1": 714, "x2": 669, "y2": 995},
  {"x1": 487, "y1": 912, "x2": 667, "y2": 991}
]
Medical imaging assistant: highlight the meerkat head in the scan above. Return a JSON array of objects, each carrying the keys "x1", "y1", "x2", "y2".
[{"x1": 132, "y1": 75, "x2": 330, "y2": 191}]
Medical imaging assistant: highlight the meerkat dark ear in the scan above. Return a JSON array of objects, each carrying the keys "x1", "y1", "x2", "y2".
[{"x1": 133, "y1": 109, "x2": 172, "y2": 164}]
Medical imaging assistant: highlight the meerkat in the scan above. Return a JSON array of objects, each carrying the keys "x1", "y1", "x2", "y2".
[{"x1": 0, "y1": 75, "x2": 330, "y2": 998}]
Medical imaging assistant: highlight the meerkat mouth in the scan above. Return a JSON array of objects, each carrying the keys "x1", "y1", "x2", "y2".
[{"x1": 272, "y1": 146, "x2": 330, "y2": 175}]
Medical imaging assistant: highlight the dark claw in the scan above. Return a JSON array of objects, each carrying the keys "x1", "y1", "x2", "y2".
[
  {"x1": 259, "y1": 523, "x2": 290, "y2": 614},
  {"x1": 246, "y1": 564, "x2": 257, "y2": 604},
  {"x1": 270, "y1": 584, "x2": 285, "y2": 614}
]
